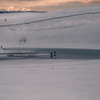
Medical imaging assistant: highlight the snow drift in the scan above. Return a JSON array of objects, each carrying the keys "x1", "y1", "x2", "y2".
[{"x1": 0, "y1": 6, "x2": 100, "y2": 59}]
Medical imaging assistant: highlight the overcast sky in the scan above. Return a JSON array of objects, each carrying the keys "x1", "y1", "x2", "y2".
[{"x1": 0, "y1": 0, "x2": 100, "y2": 11}]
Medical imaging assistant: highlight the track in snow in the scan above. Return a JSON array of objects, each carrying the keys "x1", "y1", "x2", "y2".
[{"x1": 0, "y1": 11, "x2": 100, "y2": 27}]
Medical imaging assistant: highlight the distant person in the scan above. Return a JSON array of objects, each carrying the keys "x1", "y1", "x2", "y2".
[
  {"x1": 1, "y1": 46, "x2": 5, "y2": 50},
  {"x1": 50, "y1": 53, "x2": 53, "y2": 58},
  {"x1": 54, "y1": 52, "x2": 56, "y2": 56},
  {"x1": 5, "y1": 19, "x2": 6, "y2": 22}
]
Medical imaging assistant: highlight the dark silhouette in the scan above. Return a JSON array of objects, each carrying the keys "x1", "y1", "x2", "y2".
[
  {"x1": 54, "y1": 52, "x2": 56, "y2": 56},
  {"x1": 50, "y1": 53, "x2": 53, "y2": 58}
]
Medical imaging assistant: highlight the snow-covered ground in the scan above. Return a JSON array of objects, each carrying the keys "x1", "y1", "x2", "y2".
[
  {"x1": 0, "y1": 6, "x2": 100, "y2": 49},
  {"x1": 0, "y1": 59, "x2": 100, "y2": 100},
  {"x1": 0, "y1": 6, "x2": 100, "y2": 100}
]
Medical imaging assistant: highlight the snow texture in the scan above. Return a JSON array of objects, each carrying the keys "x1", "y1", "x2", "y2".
[
  {"x1": 0, "y1": 6, "x2": 100, "y2": 49},
  {"x1": 0, "y1": 6, "x2": 100, "y2": 100},
  {"x1": 0, "y1": 59, "x2": 100, "y2": 100}
]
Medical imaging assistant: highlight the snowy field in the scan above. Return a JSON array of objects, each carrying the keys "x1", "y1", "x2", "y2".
[
  {"x1": 0, "y1": 6, "x2": 100, "y2": 49},
  {"x1": 0, "y1": 6, "x2": 100, "y2": 100},
  {"x1": 0, "y1": 59, "x2": 100, "y2": 100}
]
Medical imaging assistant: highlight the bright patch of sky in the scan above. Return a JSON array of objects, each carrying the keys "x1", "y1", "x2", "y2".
[{"x1": 0, "y1": 0, "x2": 100, "y2": 11}]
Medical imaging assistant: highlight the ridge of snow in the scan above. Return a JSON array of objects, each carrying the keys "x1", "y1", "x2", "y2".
[{"x1": 0, "y1": 6, "x2": 100, "y2": 49}]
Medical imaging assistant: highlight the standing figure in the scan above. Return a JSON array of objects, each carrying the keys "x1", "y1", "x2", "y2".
[
  {"x1": 54, "y1": 52, "x2": 56, "y2": 56},
  {"x1": 50, "y1": 53, "x2": 53, "y2": 58}
]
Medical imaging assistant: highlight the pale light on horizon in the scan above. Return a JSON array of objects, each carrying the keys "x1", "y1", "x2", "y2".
[{"x1": 0, "y1": 0, "x2": 100, "y2": 11}]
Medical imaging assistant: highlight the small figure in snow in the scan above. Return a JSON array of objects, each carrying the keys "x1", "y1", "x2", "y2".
[
  {"x1": 1, "y1": 46, "x2": 5, "y2": 50},
  {"x1": 5, "y1": 19, "x2": 6, "y2": 22},
  {"x1": 54, "y1": 52, "x2": 56, "y2": 56},
  {"x1": 50, "y1": 53, "x2": 53, "y2": 58}
]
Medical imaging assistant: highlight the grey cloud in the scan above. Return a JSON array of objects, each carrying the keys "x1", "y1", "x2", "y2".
[{"x1": 89, "y1": 1, "x2": 100, "y2": 4}]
